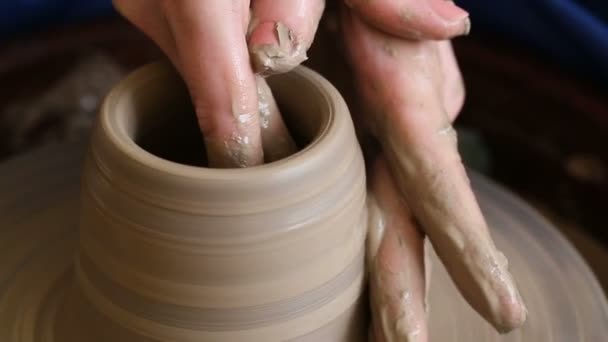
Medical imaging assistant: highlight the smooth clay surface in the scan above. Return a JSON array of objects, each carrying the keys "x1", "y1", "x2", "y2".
[{"x1": 56, "y1": 63, "x2": 368, "y2": 341}]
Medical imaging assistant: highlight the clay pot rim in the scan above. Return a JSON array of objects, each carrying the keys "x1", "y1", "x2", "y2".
[{"x1": 98, "y1": 62, "x2": 346, "y2": 181}]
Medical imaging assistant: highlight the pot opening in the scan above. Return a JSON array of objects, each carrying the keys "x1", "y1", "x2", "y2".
[{"x1": 129, "y1": 72, "x2": 324, "y2": 167}]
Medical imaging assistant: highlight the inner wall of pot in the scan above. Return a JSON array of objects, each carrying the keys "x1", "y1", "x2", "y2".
[{"x1": 129, "y1": 71, "x2": 325, "y2": 167}]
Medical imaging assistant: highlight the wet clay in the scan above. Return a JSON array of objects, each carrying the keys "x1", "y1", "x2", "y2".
[
  {"x1": 332, "y1": 8, "x2": 528, "y2": 333},
  {"x1": 204, "y1": 116, "x2": 264, "y2": 168},
  {"x1": 382, "y1": 122, "x2": 527, "y2": 333},
  {"x1": 249, "y1": 22, "x2": 308, "y2": 76},
  {"x1": 255, "y1": 76, "x2": 298, "y2": 162},
  {"x1": 366, "y1": 159, "x2": 428, "y2": 342},
  {"x1": 2, "y1": 139, "x2": 608, "y2": 341},
  {"x1": 50, "y1": 63, "x2": 368, "y2": 341}
]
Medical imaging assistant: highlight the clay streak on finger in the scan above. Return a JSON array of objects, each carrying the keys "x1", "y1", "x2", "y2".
[
  {"x1": 250, "y1": 22, "x2": 308, "y2": 76},
  {"x1": 367, "y1": 160, "x2": 428, "y2": 342},
  {"x1": 341, "y1": 8, "x2": 527, "y2": 333}
]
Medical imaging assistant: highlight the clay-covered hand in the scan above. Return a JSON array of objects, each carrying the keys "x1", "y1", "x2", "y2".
[
  {"x1": 113, "y1": 0, "x2": 325, "y2": 167},
  {"x1": 339, "y1": 3, "x2": 528, "y2": 341}
]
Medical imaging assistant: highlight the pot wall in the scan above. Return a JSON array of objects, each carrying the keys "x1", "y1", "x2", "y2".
[{"x1": 54, "y1": 62, "x2": 368, "y2": 341}]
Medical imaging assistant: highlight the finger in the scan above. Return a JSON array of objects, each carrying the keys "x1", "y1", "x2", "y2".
[
  {"x1": 162, "y1": 0, "x2": 263, "y2": 167},
  {"x1": 344, "y1": 0, "x2": 470, "y2": 40},
  {"x1": 248, "y1": 0, "x2": 325, "y2": 75},
  {"x1": 255, "y1": 76, "x2": 298, "y2": 162},
  {"x1": 342, "y1": 8, "x2": 527, "y2": 333},
  {"x1": 438, "y1": 41, "x2": 465, "y2": 122},
  {"x1": 368, "y1": 157, "x2": 428, "y2": 342}
]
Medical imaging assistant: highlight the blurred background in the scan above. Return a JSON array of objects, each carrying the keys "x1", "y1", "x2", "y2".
[{"x1": 0, "y1": 1, "x2": 606, "y2": 288}]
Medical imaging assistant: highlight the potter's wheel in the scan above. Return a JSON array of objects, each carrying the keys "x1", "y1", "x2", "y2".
[{"x1": 1, "y1": 142, "x2": 607, "y2": 341}]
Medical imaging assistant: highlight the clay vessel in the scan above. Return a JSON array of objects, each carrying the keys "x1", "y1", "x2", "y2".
[{"x1": 52, "y1": 62, "x2": 367, "y2": 341}]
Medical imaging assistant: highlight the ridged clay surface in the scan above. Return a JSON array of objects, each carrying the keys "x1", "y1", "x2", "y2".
[
  {"x1": 2, "y1": 141, "x2": 607, "y2": 341},
  {"x1": 0, "y1": 64, "x2": 607, "y2": 341}
]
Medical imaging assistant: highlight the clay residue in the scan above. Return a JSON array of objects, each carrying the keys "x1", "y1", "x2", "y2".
[
  {"x1": 436, "y1": 123, "x2": 456, "y2": 138},
  {"x1": 366, "y1": 192, "x2": 427, "y2": 342},
  {"x1": 366, "y1": 195, "x2": 386, "y2": 264},
  {"x1": 399, "y1": 8, "x2": 415, "y2": 25},
  {"x1": 255, "y1": 77, "x2": 298, "y2": 162},
  {"x1": 204, "y1": 74, "x2": 298, "y2": 167},
  {"x1": 224, "y1": 133, "x2": 253, "y2": 167},
  {"x1": 205, "y1": 130, "x2": 262, "y2": 168},
  {"x1": 381, "y1": 121, "x2": 528, "y2": 333},
  {"x1": 250, "y1": 22, "x2": 308, "y2": 76},
  {"x1": 204, "y1": 111, "x2": 263, "y2": 168},
  {"x1": 381, "y1": 42, "x2": 397, "y2": 58}
]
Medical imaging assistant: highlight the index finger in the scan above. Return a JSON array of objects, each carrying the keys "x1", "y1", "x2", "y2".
[{"x1": 162, "y1": 0, "x2": 263, "y2": 168}]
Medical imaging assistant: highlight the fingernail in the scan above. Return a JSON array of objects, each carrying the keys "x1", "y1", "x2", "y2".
[
  {"x1": 429, "y1": 0, "x2": 471, "y2": 37},
  {"x1": 248, "y1": 21, "x2": 281, "y2": 46},
  {"x1": 462, "y1": 17, "x2": 472, "y2": 36},
  {"x1": 248, "y1": 21, "x2": 307, "y2": 76},
  {"x1": 429, "y1": 0, "x2": 469, "y2": 23},
  {"x1": 497, "y1": 292, "x2": 528, "y2": 333}
]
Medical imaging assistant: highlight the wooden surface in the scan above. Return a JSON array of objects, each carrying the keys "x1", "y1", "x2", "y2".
[{"x1": 0, "y1": 142, "x2": 607, "y2": 341}]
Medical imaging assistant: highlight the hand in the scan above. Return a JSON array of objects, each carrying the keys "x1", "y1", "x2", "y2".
[
  {"x1": 113, "y1": 0, "x2": 325, "y2": 167},
  {"x1": 115, "y1": 0, "x2": 527, "y2": 340},
  {"x1": 338, "y1": 2, "x2": 527, "y2": 340}
]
